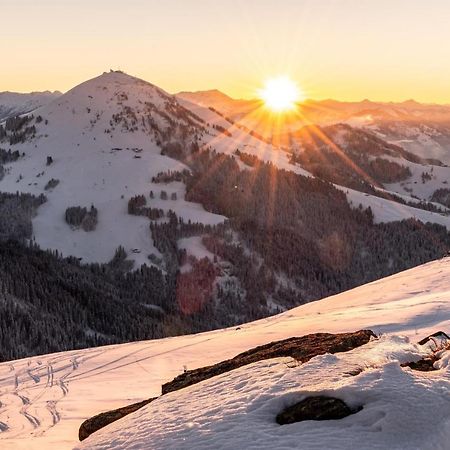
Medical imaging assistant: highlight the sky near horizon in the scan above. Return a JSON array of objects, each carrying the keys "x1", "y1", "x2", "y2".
[{"x1": 2, "y1": 0, "x2": 450, "y2": 102}]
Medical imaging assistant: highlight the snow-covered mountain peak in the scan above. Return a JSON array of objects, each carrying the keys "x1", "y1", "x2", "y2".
[
  {"x1": 59, "y1": 70, "x2": 168, "y2": 105},
  {"x1": 0, "y1": 71, "x2": 225, "y2": 266},
  {"x1": 33, "y1": 70, "x2": 191, "y2": 136},
  {"x1": 0, "y1": 71, "x2": 286, "y2": 267}
]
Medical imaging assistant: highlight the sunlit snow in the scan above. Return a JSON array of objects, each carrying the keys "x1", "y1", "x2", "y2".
[{"x1": 0, "y1": 258, "x2": 449, "y2": 449}]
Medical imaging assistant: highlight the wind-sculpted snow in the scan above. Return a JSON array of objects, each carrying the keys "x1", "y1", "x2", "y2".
[{"x1": 1, "y1": 258, "x2": 450, "y2": 449}]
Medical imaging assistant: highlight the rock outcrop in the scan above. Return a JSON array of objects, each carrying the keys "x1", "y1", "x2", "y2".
[
  {"x1": 401, "y1": 331, "x2": 450, "y2": 372},
  {"x1": 79, "y1": 398, "x2": 156, "y2": 441},
  {"x1": 79, "y1": 329, "x2": 375, "y2": 441},
  {"x1": 276, "y1": 396, "x2": 360, "y2": 425},
  {"x1": 162, "y1": 330, "x2": 375, "y2": 394}
]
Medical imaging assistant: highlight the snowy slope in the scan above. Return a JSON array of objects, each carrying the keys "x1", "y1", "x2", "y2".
[
  {"x1": 0, "y1": 72, "x2": 309, "y2": 266},
  {"x1": 342, "y1": 186, "x2": 450, "y2": 228},
  {"x1": 1, "y1": 257, "x2": 450, "y2": 449},
  {"x1": 0, "y1": 72, "x2": 228, "y2": 266},
  {"x1": 368, "y1": 122, "x2": 450, "y2": 166},
  {"x1": 0, "y1": 91, "x2": 61, "y2": 121},
  {"x1": 177, "y1": 97, "x2": 311, "y2": 175},
  {"x1": 383, "y1": 156, "x2": 450, "y2": 202},
  {"x1": 338, "y1": 104, "x2": 450, "y2": 167},
  {"x1": 2, "y1": 72, "x2": 449, "y2": 266}
]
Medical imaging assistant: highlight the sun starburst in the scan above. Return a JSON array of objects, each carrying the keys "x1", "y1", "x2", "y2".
[{"x1": 258, "y1": 76, "x2": 303, "y2": 112}]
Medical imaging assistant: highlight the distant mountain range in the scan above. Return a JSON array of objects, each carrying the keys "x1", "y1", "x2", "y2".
[
  {"x1": 177, "y1": 90, "x2": 450, "y2": 165},
  {"x1": 0, "y1": 90, "x2": 61, "y2": 121},
  {"x1": 1, "y1": 73, "x2": 450, "y2": 266}
]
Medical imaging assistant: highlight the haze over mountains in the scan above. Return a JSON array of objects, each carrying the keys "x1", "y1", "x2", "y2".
[
  {"x1": 1, "y1": 71, "x2": 450, "y2": 359},
  {"x1": 1, "y1": 70, "x2": 450, "y2": 271},
  {"x1": 177, "y1": 89, "x2": 450, "y2": 165}
]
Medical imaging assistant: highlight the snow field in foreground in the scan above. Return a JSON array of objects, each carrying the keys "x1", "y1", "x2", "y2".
[
  {"x1": 1, "y1": 258, "x2": 450, "y2": 449},
  {"x1": 76, "y1": 335, "x2": 450, "y2": 450}
]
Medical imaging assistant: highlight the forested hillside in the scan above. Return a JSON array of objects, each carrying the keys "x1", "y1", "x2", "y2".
[
  {"x1": 1, "y1": 146, "x2": 449, "y2": 361},
  {"x1": 181, "y1": 149, "x2": 450, "y2": 304}
]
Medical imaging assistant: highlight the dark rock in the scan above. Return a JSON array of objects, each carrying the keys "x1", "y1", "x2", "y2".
[
  {"x1": 162, "y1": 330, "x2": 375, "y2": 394},
  {"x1": 79, "y1": 397, "x2": 156, "y2": 441},
  {"x1": 276, "y1": 396, "x2": 360, "y2": 425},
  {"x1": 401, "y1": 359, "x2": 437, "y2": 372},
  {"x1": 344, "y1": 367, "x2": 364, "y2": 376}
]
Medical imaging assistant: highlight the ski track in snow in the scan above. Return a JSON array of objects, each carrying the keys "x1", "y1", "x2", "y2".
[
  {"x1": 0, "y1": 336, "x2": 227, "y2": 449},
  {"x1": 0, "y1": 355, "x2": 75, "y2": 441}
]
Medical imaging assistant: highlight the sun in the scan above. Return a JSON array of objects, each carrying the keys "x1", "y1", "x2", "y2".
[{"x1": 258, "y1": 76, "x2": 303, "y2": 112}]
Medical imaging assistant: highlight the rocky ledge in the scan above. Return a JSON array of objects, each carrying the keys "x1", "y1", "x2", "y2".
[{"x1": 79, "y1": 329, "x2": 375, "y2": 441}]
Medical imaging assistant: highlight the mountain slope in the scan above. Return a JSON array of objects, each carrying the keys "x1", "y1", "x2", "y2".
[
  {"x1": 1, "y1": 72, "x2": 450, "y2": 347},
  {"x1": 1, "y1": 72, "x2": 450, "y2": 366},
  {"x1": 176, "y1": 89, "x2": 258, "y2": 119},
  {"x1": 2, "y1": 72, "x2": 449, "y2": 268},
  {"x1": 0, "y1": 71, "x2": 300, "y2": 266},
  {"x1": 180, "y1": 89, "x2": 450, "y2": 168},
  {"x1": 0, "y1": 71, "x2": 224, "y2": 266},
  {"x1": 177, "y1": 89, "x2": 450, "y2": 211},
  {"x1": 0, "y1": 257, "x2": 449, "y2": 449}
]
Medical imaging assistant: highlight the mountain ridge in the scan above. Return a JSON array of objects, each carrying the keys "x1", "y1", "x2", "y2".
[{"x1": 0, "y1": 90, "x2": 61, "y2": 121}]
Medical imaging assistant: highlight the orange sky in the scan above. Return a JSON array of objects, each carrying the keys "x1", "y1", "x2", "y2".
[{"x1": 2, "y1": 0, "x2": 450, "y2": 103}]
